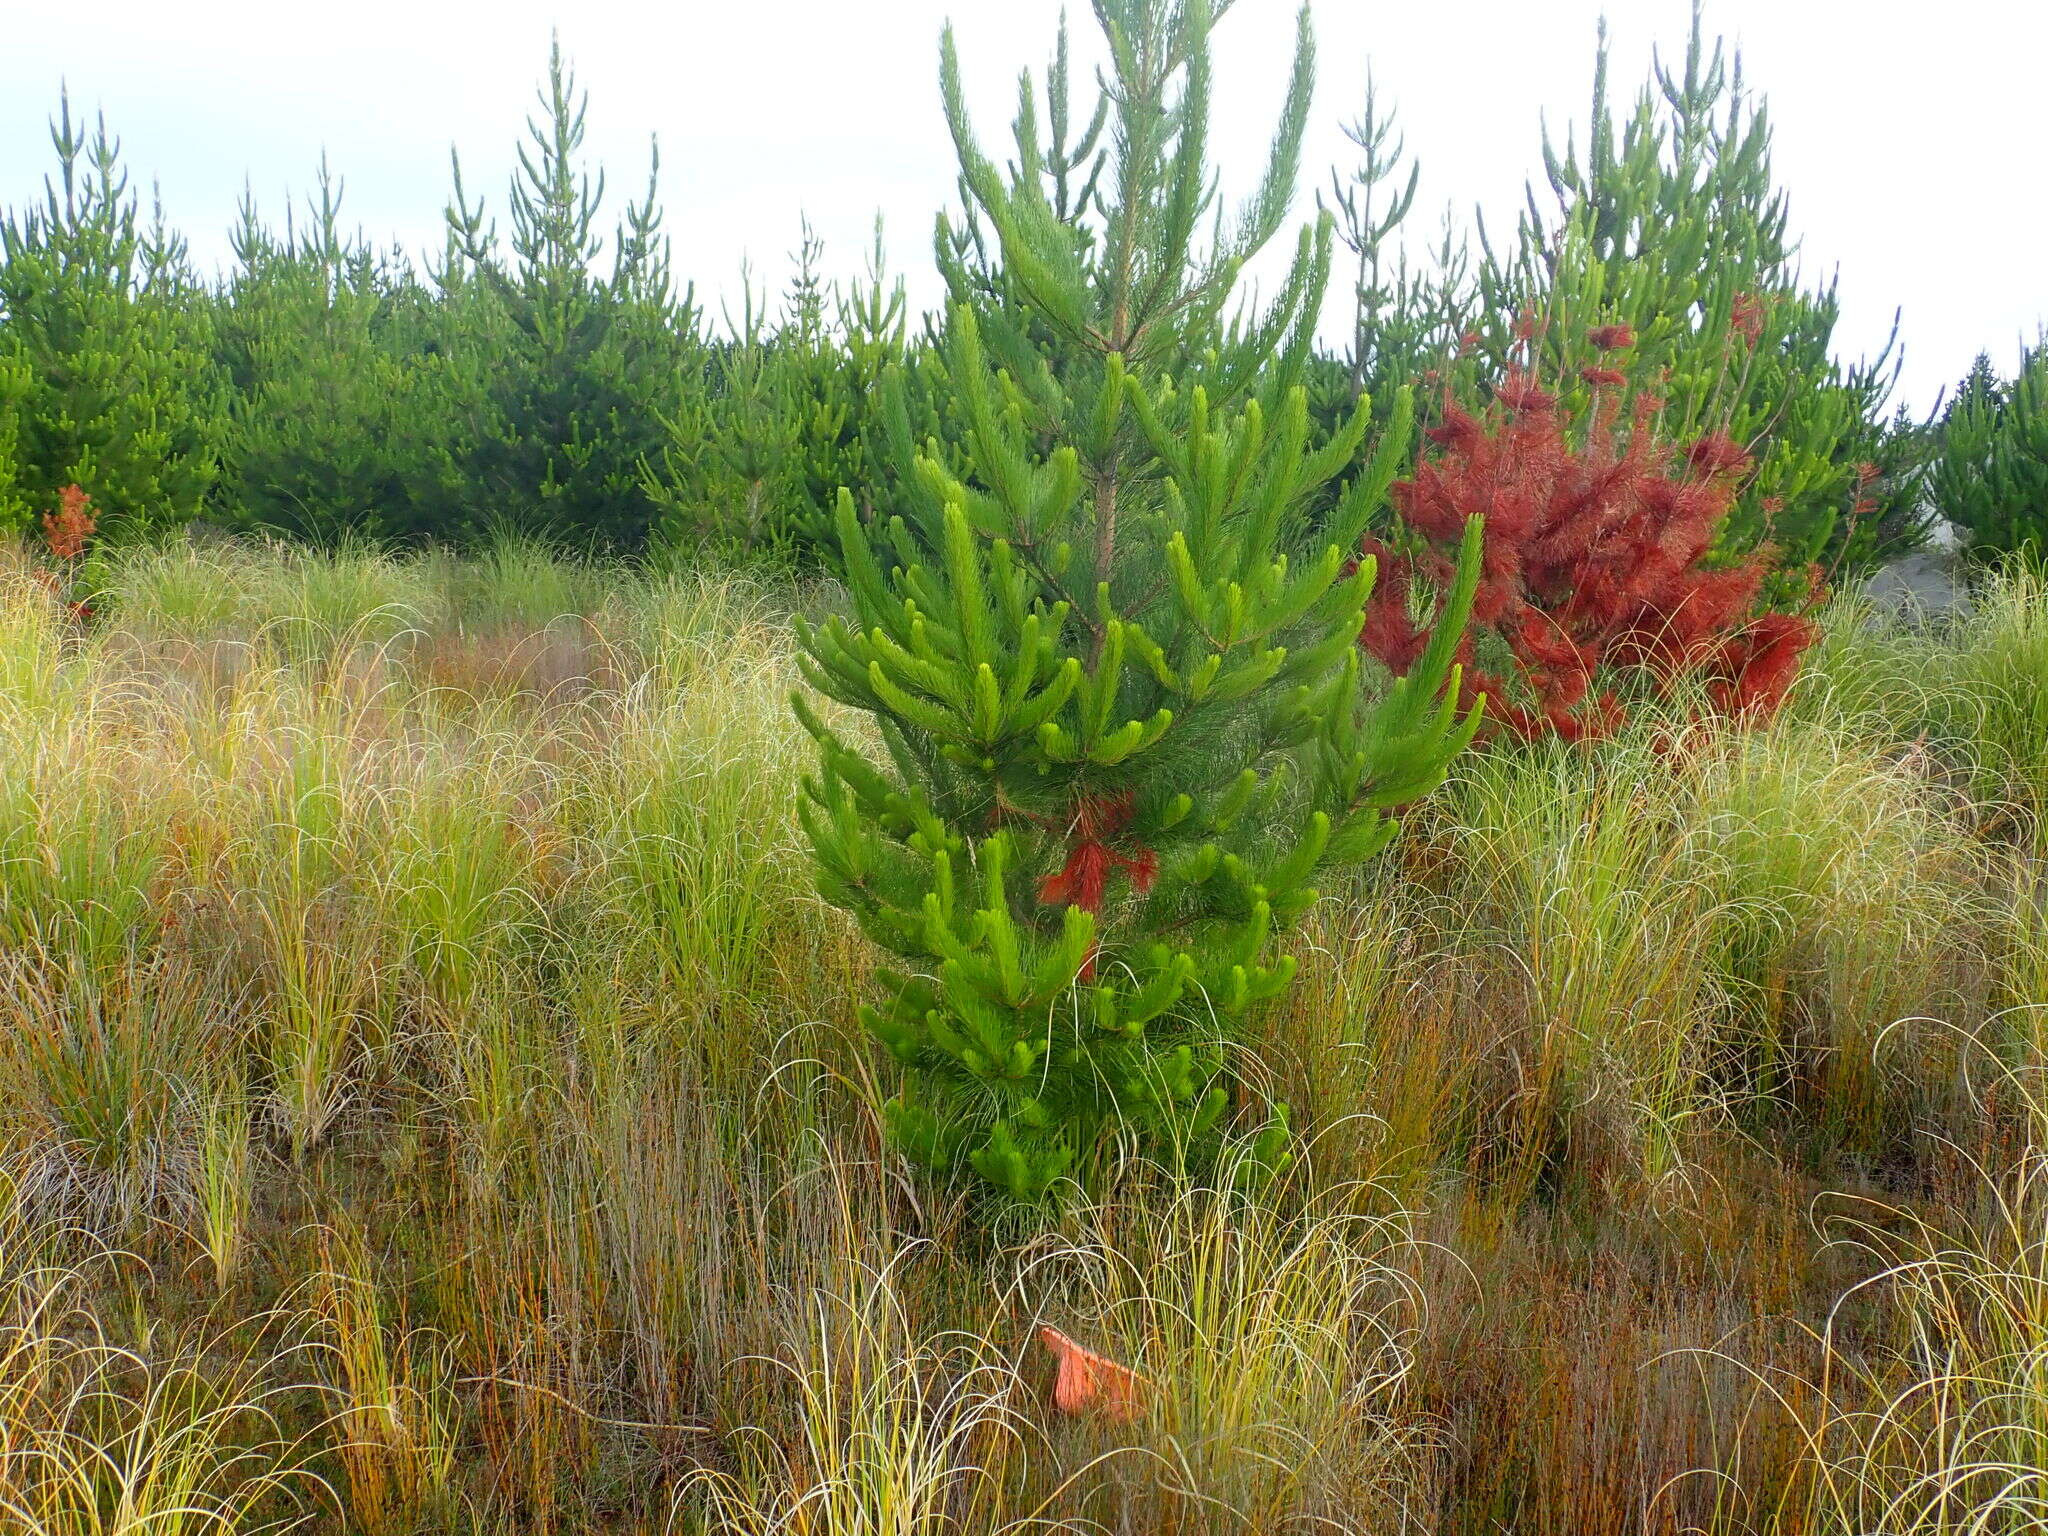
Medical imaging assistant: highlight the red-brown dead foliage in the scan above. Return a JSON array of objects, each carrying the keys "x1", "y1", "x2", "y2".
[
  {"x1": 1358, "y1": 347, "x2": 1819, "y2": 741},
  {"x1": 33, "y1": 484, "x2": 99, "y2": 621},
  {"x1": 41, "y1": 484, "x2": 96, "y2": 561}
]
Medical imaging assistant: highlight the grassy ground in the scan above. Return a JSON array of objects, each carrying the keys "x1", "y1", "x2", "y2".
[{"x1": 0, "y1": 535, "x2": 2043, "y2": 1534}]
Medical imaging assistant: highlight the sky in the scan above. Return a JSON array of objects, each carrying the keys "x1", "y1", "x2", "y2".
[{"x1": 2, "y1": 0, "x2": 2037, "y2": 414}]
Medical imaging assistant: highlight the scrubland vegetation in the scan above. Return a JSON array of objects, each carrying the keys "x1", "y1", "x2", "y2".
[
  {"x1": 3, "y1": 0, "x2": 2046, "y2": 1529},
  {"x1": 0, "y1": 538, "x2": 2040, "y2": 1533}
]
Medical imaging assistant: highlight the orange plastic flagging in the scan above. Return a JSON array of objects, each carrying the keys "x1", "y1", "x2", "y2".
[{"x1": 1037, "y1": 1324, "x2": 1146, "y2": 1423}]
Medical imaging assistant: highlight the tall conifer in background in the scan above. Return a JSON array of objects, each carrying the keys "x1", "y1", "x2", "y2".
[
  {"x1": 0, "y1": 92, "x2": 223, "y2": 535},
  {"x1": 1469, "y1": 5, "x2": 1916, "y2": 577},
  {"x1": 213, "y1": 165, "x2": 474, "y2": 542},
  {"x1": 697, "y1": 268, "x2": 802, "y2": 551},
  {"x1": 794, "y1": 0, "x2": 1485, "y2": 1201},
  {"x1": 646, "y1": 222, "x2": 904, "y2": 556},
  {"x1": 1932, "y1": 345, "x2": 2048, "y2": 564},
  {"x1": 1317, "y1": 73, "x2": 1473, "y2": 428},
  {"x1": 784, "y1": 221, "x2": 911, "y2": 547},
  {"x1": 442, "y1": 38, "x2": 697, "y2": 549}
]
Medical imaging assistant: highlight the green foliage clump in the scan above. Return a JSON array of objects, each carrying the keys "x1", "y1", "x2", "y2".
[
  {"x1": 0, "y1": 94, "x2": 224, "y2": 536},
  {"x1": 793, "y1": 0, "x2": 1484, "y2": 1202},
  {"x1": 0, "y1": 353, "x2": 30, "y2": 530},
  {"x1": 212, "y1": 165, "x2": 474, "y2": 543},
  {"x1": 1933, "y1": 346, "x2": 2048, "y2": 564},
  {"x1": 647, "y1": 221, "x2": 912, "y2": 560}
]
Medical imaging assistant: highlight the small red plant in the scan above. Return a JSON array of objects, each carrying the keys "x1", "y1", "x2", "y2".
[
  {"x1": 1357, "y1": 334, "x2": 1818, "y2": 741},
  {"x1": 34, "y1": 484, "x2": 98, "y2": 622},
  {"x1": 41, "y1": 484, "x2": 96, "y2": 561}
]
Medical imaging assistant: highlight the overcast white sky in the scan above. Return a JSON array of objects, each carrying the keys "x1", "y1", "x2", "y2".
[{"x1": 2, "y1": 0, "x2": 2035, "y2": 413}]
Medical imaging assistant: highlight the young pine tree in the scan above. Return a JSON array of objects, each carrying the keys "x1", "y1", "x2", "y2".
[
  {"x1": 442, "y1": 37, "x2": 696, "y2": 550},
  {"x1": 1471, "y1": 5, "x2": 1914, "y2": 579},
  {"x1": 1358, "y1": 345, "x2": 1822, "y2": 741},
  {"x1": 1316, "y1": 73, "x2": 1473, "y2": 421},
  {"x1": 213, "y1": 164, "x2": 471, "y2": 543},
  {"x1": 647, "y1": 224, "x2": 889, "y2": 560},
  {"x1": 700, "y1": 267, "x2": 803, "y2": 552},
  {"x1": 794, "y1": 0, "x2": 1484, "y2": 1202},
  {"x1": 1934, "y1": 345, "x2": 2048, "y2": 565},
  {"x1": 782, "y1": 220, "x2": 913, "y2": 549},
  {"x1": 0, "y1": 92, "x2": 223, "y2": 535}
]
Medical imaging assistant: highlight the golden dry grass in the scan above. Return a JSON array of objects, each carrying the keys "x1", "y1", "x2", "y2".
[{"x1": 0, "y1": 537, "x2": 2040, "y2": 1534}]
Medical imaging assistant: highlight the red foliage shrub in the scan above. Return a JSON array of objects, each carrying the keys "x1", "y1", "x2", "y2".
[
  {"x1": 1357, "y1": 350, "x2": 1819, "y2": 741},
  {"x1": 41, "y1": 484, "x2": 95, "y2": 561},
  {"x1": 33, "y1": 485, "x2": 99, "y2": 623}
]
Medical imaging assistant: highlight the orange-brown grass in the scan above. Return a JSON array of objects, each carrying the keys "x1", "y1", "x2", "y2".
[{"x1": 0, "y1": 538, "x2": 2037, "y2": 1534}]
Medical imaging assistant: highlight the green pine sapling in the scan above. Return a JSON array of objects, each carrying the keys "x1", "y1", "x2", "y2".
[
  {"x1": 1934, "y1": 345, "x2": 2048, "y2": 565},
  {"x1": 793, "y1": 0, "x2": 1485, "y2": 1202}
]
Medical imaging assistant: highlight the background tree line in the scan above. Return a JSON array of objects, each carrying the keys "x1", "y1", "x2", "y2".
[{"x1": 0, "y1": 13, "x2": 2038, "y2": 571}]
